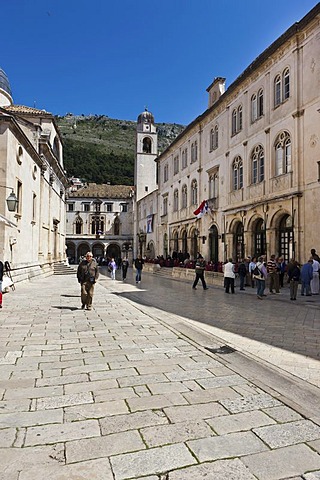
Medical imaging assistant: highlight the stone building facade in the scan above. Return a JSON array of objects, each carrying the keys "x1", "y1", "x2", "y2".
[
  {"x1": 66, "y1": 183, "x2": 134, "y2": 263},
  {"x1": 0, "y1": 68, "x2": 68, "y2": 282},
  {"x1": 136, "y1": 4, "x2": 320, "y2": 264}
]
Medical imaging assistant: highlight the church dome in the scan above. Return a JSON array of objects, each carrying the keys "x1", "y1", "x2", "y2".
[
  {"x1": 0, "y1": 68, "x2": 12, "y2": 96},
  {"x1": 137, "y1": 108, "x2": 154, "y2": 125}
]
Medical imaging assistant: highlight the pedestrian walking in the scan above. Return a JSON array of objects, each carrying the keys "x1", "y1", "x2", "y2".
[
  {"x1": 249, "y1": 256, "x2": 257, "y2": 288},
  {"x1": 122, "y1": 258, "x2": 129, "y2": 281},
  {"x1": 238, "y1": 259, "x2": 247, "y2": 290},
  {"x1": 252, "y1": 256, "x2": 267, "y2": 299},
  {"x1": 300, "y1": 258, "x2": 313, "y2": 296},
  {"x1": 288, "y1": 260, "x2": 300, "y2": 300},
  {"x1": 77, "y1": 252, "x2": 99, "y2": 310},
  {"x1": 108, "y1": 257, "x2": 117, "y2": 280},
  {"x1": 223, "y1": 258, "x2": 235, "y2": 294},
  {"x1": 134, "y1": 255, "x2": 144, "y2": 283},
  {"x1": 192, "y1": 254, "x2": 208, "y2": 290},
  {"x1": 267, "y1": 254, "x2": 280, "y2": 293},
  {"x1": 277, "y1": 257, "x2": 286, "y2": 288}
]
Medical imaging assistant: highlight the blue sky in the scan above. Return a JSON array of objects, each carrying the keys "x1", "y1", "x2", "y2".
[{"x1": 1, "y1": 0, "x2": 318, "y2": 124}]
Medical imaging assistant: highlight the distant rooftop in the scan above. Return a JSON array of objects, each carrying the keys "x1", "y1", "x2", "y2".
[
  {"x1": 69, "y1": 183, "x2": 134, "y2": 199},
  {"x1": 2, "y1": 104, "x2": 51, "y2": 116}
]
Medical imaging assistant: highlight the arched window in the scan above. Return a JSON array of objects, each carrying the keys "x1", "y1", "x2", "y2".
[
  {"x1": 275, "y1": 132, "x2": 292, "y2": 176},
  {"x1": 209, "y1": 172, "x2": 219, "y2": 199},
  {"x1": 210, "y1": 125, "x2": 218, "y2": 150},
  {"x1": 238, "y1": 105, "x2": 243, "y2": 131},
  {"x1": 251, "y1": 89, "x2": 264, "y2": 123},
  {"x1": 231, "y1": 106, "x2": 242, "y2": 135},
  {"x1": 258, "y1": 88, "x2": 264, "y2": 117},
  {"x1": 114, "y1": 216, "x2": 120, "y2": 236},
  {"x1": 251, "y1": 94, "x2": 257, "y2": 122},
  {"x1": 279, "y1": 215, "x2": 293, "y2": 262},
  {"x1": 251, "y1": 145, "x2": 264, "y2": 184},
  {"x1": 173, "y1": 189, "x2": 179, "y2": 211},
  {"x1": 91, "y1": 215, "x2": 104, "y2": 235},
  {"x1": 274, "y1": 69, "x2": 290, "y2": 107},
  {"x1": 191, "y1": 179, "x2": 197, "y2": 205},
  {"x1": 234, "y1": 223, "x2": 244, "y2": 262},
  {"x1": 283, "y1": 68, "x2": 290, "y2": 100},
  {"x1": 209, "y1": 225, "x2": 219, "y2": 263},
  {"x1": 232, "y1": 109, "x2": 237, "y2": 135},
  {"x1": 182, "y1": 184, "x2": 187, "y2": 209},
  {"x1": 232, "y1": 156, "x2": 243, "y2": 190},
  {"x1": 254, "y1": 218, "x2": 266, "y2": 257},
  {"x1": 274, "y1": 75, "x2": 281, "y2": 106},
  {"x1": 143, "y1": 137, "x2": 152, "y2": 153},
  {"x1": 173, "y1": 231, "x2": 179, "y2": 252},
  {"x1": 191, "y1": 143, "x2": 195, "y2": 162},
  {"x1": 182, "y1": 230, "x2": 188, "y2": 254},
  {"x1": 75, "y1": 217, "x2": 83, "y2": 235}
]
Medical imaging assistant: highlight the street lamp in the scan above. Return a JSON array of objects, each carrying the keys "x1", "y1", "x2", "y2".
[{"x1": 0, "y1": 186, "x2": 18, "y2": 212}]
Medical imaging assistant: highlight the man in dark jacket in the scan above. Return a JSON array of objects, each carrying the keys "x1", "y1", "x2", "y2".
[
  {"x1": 192, "y1": 255, "x2": 208, "y2": 290},
  {"x1": 77, "y1": 252, "x2": 99, "y2": 310},
  {"x1": 301, "y1": 258, "x2": 313, "y2": 296},
  {"x1": 134, "y1": 255, "x2": 144, "y2": 283},
  {"x1": 238, "y1": 259, "x2": 247, "y2": 291}
]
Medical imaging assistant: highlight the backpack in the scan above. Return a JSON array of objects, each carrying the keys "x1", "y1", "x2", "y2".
[{"x1": 252, "y1": 265, "x2": 263, "y2": 277}]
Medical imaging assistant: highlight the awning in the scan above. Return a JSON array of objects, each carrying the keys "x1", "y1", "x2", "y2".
[{"x1": 0, "y1": 213, "x2": 17, "y2": 228}]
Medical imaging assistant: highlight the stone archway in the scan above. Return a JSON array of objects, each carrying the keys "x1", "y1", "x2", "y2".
[
  {"x1": 233, "y1": 222, "x2": 244, "y2": 262},
  {"x1": 209, "y1": 224, "x2": 219, "y2": 263},
  {"x1": 66, "y1": 242, "x2": 76, "y2": 264},
  {"x1": 92, "y1": 243, "x2": 105, "y2": 261},
  {"x1": 278, "y1": 214, "x2": 293, "y2": 261},
  {"x1": 106, "y1": 243, "x2": 121, "y2": 262},
  {"x1": 77, "y1": 243, "x2": 91, "y2": 262}
]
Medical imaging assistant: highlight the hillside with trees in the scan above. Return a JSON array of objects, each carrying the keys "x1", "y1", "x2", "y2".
[{"x1": 56, "y1": 115, "x2": 185, "y2": 185}]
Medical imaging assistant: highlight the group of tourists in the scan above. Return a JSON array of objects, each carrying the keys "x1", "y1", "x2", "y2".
[{"x1": 221, "y1": 249, "x2": 320, "y2": 301}]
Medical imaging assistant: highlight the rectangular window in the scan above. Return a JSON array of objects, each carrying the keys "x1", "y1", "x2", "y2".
[
  {"x1": 83, "y1": 203, "x2": 90, "y2": 212},
  {"x1": 32, "y1": 193, "x2": 36, "y2": 221},
  {"x1": 106, "y1": 203, "x2": 113, "y2": 212},
  {"x1": 16, "y1": 180, "x2": 22, "y2": 215},
  {"x1": 276, "y1": 146, "x2": 283, "y2": 176},
  {"x1": 252, "y1": 160, "x2": 258, "y2": 184},
  {"x1": 182, "y1": 148, "x2": 188, "y2": 169},
  {"x1": 121, "y1": 203, "x2": 128, "y2": 212},
  {"x1": 173, "y1": 155, "x2": 179, "y2": 175},
  {"x1": 68, "y1": 203, "x2": 74, "y2": 212},
  {"x1": 163, "y1": 197, "x2": 168, "y2": 216},
  {"x1": 164, "y1": 164, "x2": 168, "y2": 182}
]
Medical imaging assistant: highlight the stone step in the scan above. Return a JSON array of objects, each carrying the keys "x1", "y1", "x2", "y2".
[{"x1": 53, "y1": 263, "x2": 77, "y2": 275}]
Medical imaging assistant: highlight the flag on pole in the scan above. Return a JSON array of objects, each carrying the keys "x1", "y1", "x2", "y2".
[{"x1": 193, "y1": 200, "x2": 209, "y2": 219}]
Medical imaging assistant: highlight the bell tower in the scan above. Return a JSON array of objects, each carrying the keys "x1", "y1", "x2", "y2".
[{"x1": 135, "y1": 108, "x2": 158, "y2": 202}]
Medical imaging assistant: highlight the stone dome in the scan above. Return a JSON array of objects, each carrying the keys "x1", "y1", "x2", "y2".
[
  {"x1": 137, "y1": 108, "x2": 154, "y2": 124},
  {"x1": 0, "y1": 68, "x2": 12, "y2": 96}
]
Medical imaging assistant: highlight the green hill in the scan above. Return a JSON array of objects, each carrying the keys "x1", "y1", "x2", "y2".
[{"x1": 56, "y1": 114, "x2": 185, "y2": 185}]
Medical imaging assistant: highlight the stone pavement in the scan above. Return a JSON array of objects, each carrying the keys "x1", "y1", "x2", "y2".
[{"x1": 0, "y1": 274, "x2": 320, "y2": 480}]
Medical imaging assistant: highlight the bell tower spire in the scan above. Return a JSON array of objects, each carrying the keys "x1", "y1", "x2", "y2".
[{"x1": 135, "y1": 108, "x2": 158, "y2": 202}]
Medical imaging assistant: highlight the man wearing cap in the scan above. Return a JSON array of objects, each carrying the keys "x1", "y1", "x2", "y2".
[{"x1": 77, "y1": 252, "x2": 99, "y2": 310}]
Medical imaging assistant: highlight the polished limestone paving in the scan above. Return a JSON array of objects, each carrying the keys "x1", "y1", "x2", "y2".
[{"x1": 0, "y1": 271, "x2": 319, "y2": 479}]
